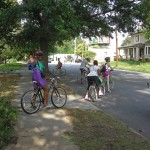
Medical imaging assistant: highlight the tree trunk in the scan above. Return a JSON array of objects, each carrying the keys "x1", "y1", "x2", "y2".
[{"x1": 40, "y1": 37, "x2": 49, "y2": 74}]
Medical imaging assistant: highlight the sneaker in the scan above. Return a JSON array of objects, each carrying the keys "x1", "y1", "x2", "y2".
[
  {"x1": 84, "y1": 97, "x2": 91, "y2": 101},
  {"x1": 84, "y1": 96, "x2": 88, "y2": 99},
  {"x1": 98, "y1": 92, "x2": 103, "y2": 97},
  {"x1": 43, "y1": 105, "x2": 51, "y2": 109}
]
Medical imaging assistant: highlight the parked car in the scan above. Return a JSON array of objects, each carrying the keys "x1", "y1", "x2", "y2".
[
  {"x1": 48, "y1": 58, "x2": 54, "y2": 63},
  {"x1": 75, "y1": 58, "x2": 82, "y2": 63}
]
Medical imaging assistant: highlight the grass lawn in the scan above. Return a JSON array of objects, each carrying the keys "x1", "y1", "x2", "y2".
[
  {"x1": 110, "y1": 61, "x2": 150, "y2": 73},
  {"x1": 0, "y1": 63, "x2": 23, "y2": 71},
  {"x1": 64, "y1": 108, "x2": 150, "y2": 150}
]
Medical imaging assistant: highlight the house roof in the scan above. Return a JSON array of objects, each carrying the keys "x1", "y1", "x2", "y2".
[{"x1": 119, "y1": 43, "x2": 146, "y2": 49}]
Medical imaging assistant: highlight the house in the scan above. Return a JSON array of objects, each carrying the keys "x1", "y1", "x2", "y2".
[
  {"x1": 85, "y1": 36, "x2": 117, "y2": 62},
  {"x1": 118, "y1": 31, "x2": 150, "y2": 60}
]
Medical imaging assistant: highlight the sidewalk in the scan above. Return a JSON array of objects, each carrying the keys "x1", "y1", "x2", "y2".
[{"x1": 5, "y1": 67, "x2": 99, "y2": 150}]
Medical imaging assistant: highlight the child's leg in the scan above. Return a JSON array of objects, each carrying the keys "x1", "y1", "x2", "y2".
[{"x1": 107, "y1": 75, "x2": 111, "y2": 91}]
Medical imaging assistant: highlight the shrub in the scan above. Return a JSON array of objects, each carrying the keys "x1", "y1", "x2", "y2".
[{"x1": 0, "y1": 97, "x2": 17, "y2": 149}]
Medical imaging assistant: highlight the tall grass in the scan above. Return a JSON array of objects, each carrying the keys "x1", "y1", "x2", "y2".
[
  {"x1": 110, "y1": 61, "x2": 150, "y2": 73},
  {"x1": 0, "y1": 63, "x2": 22, "y2": 71}
]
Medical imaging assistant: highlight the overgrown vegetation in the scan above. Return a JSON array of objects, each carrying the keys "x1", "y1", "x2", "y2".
[
  {"x1": 110, "y1": 60, "x2": 150, "y2": 73},
  {"x1": 0, "y1": 63, "x2": 22, "y2": 72},
  {"x1": 64, "y1": 108, "x2": 150, "y2": 150},
  {"x1": 0, "y1": 74, "x2": 19, "y2": 149}
]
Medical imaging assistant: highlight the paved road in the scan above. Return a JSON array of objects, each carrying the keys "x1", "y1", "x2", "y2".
[{"x1": 49, "y1": 62, "x2": 150, "y2": 140}]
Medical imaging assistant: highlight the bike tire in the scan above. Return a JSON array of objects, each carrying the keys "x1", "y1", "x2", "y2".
[
  {"x1": 147, "y1": 82, "x2": 150, "y2": 88},
  {"x1": 101, "y1": 84, "x2": 106, "y2": 95},
  {"x1": 77, "y1": 75, "x2": 86, "y2": 85},
  {"x1": 109, "y1": 76, "x2": 114, "y2": 90},
  {"x1": 89, "y1": 85, "x2": 98, "y2": 102},
  {"x1": 51, "y1": 87, "x2": 67, "y2": 108},
  {"x1": 52, "y1": 68, "x2": 58, "y2": 75},
  {"x1": 60, "y1": 68, "x2": 66, "y2": 76},
  {"x1": 21, "y1": 90, "x2": 41, "y2": 114}
]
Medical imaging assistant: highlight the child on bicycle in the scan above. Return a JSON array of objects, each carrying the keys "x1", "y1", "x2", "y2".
[
  {"x1": 28, "y1": 50, "x2": 50, "y2": 109},
  {"x1": 79, "y1": 58, "x2": 90, "y2": 75},
  {"x1": 100, "y1": 57, "x2": 113, "y2": 92},
  {"x1": 56, "y1": 58, "x2": 62, "y2": 69},
  {"x1": 84, "y1": 60, "x2": 103, "y2": 100}
]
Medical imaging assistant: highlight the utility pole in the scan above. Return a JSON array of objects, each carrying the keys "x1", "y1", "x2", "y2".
[
  {"x1": 74, "y1": 37, "x2": 76, "y2": 54},
  {"x1": 116, "y1": 30, "x2": 118, "y2": 67}
]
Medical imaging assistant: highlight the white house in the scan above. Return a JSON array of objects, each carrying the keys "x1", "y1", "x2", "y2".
[{"x1": 119, "y1": 31, "x2": 150, "y2": 60}]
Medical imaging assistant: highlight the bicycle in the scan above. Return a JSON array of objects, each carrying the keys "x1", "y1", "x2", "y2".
[
  {"x1": 100, "y1": 70, "x2": 114, "y2": 93},
  {"x1": 77, "y1": 68, "x2": 89, "y2": 85},
  {"x1": 21, "y1": 76, "x2": 67, "y2": 114},
  {"x1": 52, "y1": 67, "x2": 66, "y2": 76},
  {"x1": 88, "y1": 79, "x2": 105, "y2": 102}
]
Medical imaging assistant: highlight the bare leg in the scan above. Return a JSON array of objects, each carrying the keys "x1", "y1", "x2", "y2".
[
  {"x1": 85, "y1": 91, "x2": 89, "y2": 99},
  {"x1": 42, "y1": 85, "x2": 49, "y2": 107},
  {"x1": 107, "y1": 75, "x2": 111, "y2": 91}
]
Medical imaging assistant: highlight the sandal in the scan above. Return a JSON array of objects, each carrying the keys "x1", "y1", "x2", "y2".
[
  {"x1": 108, "y1": 89, "x2": 111, "y2": 92},
  {"x1": 84, "y1": 97, "x2": 91, "y2": 101}
]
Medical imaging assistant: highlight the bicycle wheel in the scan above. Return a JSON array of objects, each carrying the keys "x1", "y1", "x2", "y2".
[
  {"x1": 77, "y1": 75, "x2": 86, "y2": 85},
  {"x1": 109, "y1": 76, "x2": 114, "y2": 90},
  {"x1": 51, "y1": 87, "x2": 67, "y2": 108},
  {"x1": 60, "y1": 68, "x2": 66, "y2": 76},
  {"x1": 21, "y1": 90, "x2": 41, "y2": 114},
  {"x1": 89, "y1": 85, "x2": 98, "y2": 102},
  {"x1": 52, "y1": 68, "x2": 58, "y2": 75},
  {"x1": 101, "y1": 84, "x2": 106, "y2": 95}
]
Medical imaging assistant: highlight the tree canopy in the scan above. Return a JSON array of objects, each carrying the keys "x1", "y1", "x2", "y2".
[{"x1": 0, "y1": 0, "x2": 146, "y2": 72}]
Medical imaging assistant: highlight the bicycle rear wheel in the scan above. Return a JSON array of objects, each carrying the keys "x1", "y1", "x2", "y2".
[
  {"x1": 21, "y1": 90, "x2": 41, "y2": 114},
  {"x1": 77, "y1": 75, "x2": 86, "y2": 85},
  {"x1": 89, "y1": 85, "x2": 98, "y2": 102},
  {"x1": 51, "y1": 87, "x2": 67, "y2": 108}
]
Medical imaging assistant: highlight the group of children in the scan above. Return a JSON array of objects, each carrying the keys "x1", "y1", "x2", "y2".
[
  {"x1": 79, "y1": 57, "x2": 113, "y2": 101},
  {"x1": 28, "y1": 50, "x2": 112, "y2": 108}
]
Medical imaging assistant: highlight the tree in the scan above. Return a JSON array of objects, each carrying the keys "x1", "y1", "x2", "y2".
[
  {"x1": 53, "y1": 40, "x2": 74, "y2": 54},
  {"x1": 76, "y1": 41, "x2": 96, "y2": 60},
  {"x1": 0, "y1": 0, "x2": 144, "y2": 73},
  {"x1": 121, "y1": 36, "x2": 131, "y2": 46}
]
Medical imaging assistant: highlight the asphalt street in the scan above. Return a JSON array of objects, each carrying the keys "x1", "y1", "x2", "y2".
[{"x1": 49, "y1": 62, "x2": 150, "y2": 140}]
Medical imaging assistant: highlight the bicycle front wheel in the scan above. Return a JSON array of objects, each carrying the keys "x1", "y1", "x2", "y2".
[
  {"x1": 89, "y1": 85, "x2": 98, "y2": 102},
  {"x1": 109, "y1": 76, "x2": 114, "y2": 90},
  {"x1": 60, "y1": 68, "x2": 66, "y2": 76},
  {"x1": 21, "y1": 90, "x2": 41, "y2": 114},
  {"x1": 77, "y1": 75, "x2": 86, "y2": 85},
  {"x1": 52, "y1": 68, "x2": 58, "y2": 75},
  {"x1": 51, "y1": 87, "x2": 67, "y2": 108}
]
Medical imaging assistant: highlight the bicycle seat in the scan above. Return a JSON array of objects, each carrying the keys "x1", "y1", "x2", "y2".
[
  {"x1": 33, "y1": 81, "x2": 38, "y2": 83},
  {"x1": 89, "y1": 80, "x2": 96, "y2": 85}
]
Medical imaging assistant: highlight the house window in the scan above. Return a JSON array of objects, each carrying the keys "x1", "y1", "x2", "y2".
[
  {"x1": 148, "y1": 47, "x2": 150, "y2": 54},
  {"x1": 134, "y1": 34, "x2": 140, "y2": 43},
  {"x1": 145, "y1": 47, "x2": 147, "y2": 55}
]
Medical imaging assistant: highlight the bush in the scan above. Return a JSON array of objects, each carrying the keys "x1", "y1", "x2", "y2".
[{"x1": 0, "y1": 97, "x2": 17, "y2": 149}]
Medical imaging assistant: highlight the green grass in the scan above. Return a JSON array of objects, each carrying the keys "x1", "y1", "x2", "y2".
[
  {"x1": 0, "y1": 63, "x2": 23, "y2": 71},
  {"x1": 110, "y1": 61, "x2": 150, "y2": 73},
  {"x1": 64, "y1": 108, "x2": 150, "y2": 150}
]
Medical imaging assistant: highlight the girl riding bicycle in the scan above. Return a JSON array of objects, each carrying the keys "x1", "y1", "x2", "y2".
[{"x1": 84, "y1": 60, "x2": 103, "y2": 100}]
